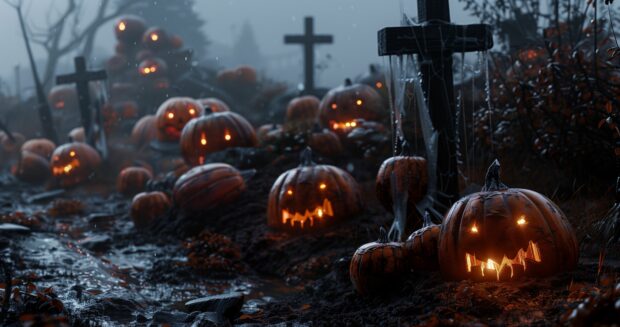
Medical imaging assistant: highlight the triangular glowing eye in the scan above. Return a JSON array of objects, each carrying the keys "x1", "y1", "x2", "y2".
[{"x1": 470, "y1": 224, "x2": 479, "y2": 233}]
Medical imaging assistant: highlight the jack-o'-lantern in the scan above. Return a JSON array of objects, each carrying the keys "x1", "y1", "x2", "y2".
[
  {"x1": 131, "y1": 191, "x2": 171, "y2": 229},
  {"x1": 438, "y1": 160, "x2": 579, "y2": 281},
  {"x1": 256, "y1": 124, "x2": 283, "y2": 146},
  {"x1": 0, "y1": 132, "x2": 25, "y2": 156},
  {"x1": 117, "y1": 167, "x2": 153, "y2": 197},
  {"x1": 267, "y1": 148, "x2": 363, "y2": 231},
  {"x1": 173, "y1": 163, "x2": 246, "y2": 213},
  {"x1": 142, "y1": 27, "x2": 170, "y2": 52},
  {"x1": 180, "y1": 112, "x2": 258, "y2": 166},
  {"x1": 138, "y1": 58, "x2": 168, "y2": 79},
  {"x1": 114, "y1": 16, "x2": 147, "y2": 45},
  {"x1": 198, "y1": 98, "x2": 231, "y2": 114},
  {"x1": 21, "y1": 139, "x2": 56, "y2": 159},
  {"x1": 131, "y1": 115, "x2": 158, "y2": 149},
  {"x1": 50, "y1": 143, "x2": 101, "y2": 188},
  {"x1": 284, "y1": 95, "x2": 320, "y2": 134},
  {"x1": 350, "y1": 228, "x2": 406, "y2": 295},
  {"x1": 48, "y1": 85, "x2": 78, "y2": 111},
  {"x1": 376, "y1": 142, "x2": 428, "y2": 228},
  {"x1": 403, "y1": 212, "x2": 440, "y2": 271},
  {"x1": 356, "y1": 64, "x2": 388, "y2": 103},
  {"x1": 319, "y1": 79, "x2": 386, "y2": 134},
  {"x1": 155, "y1": 97, "x2": 205, "y2": 142},
  {"x1": 307, "y1": 127, "x2": 342, "y2": 158},
  {"x1": 12, "y1": 151, "x2": 51, "y2": 184}
]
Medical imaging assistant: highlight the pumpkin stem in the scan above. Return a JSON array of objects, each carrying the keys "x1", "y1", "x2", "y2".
[
  {"x1": 482, "y1": 159, "x2": 507, "y2": 191},
  {"x1": 378, "y1": 227, "x2": 388, "y2": 243},
  {"x1": 300, "y1": 147, "x2": 315, "y2": 166},
  {"x1": 344, "y1": 78, "x2": 353, "y2": 87},
  {"x1": 204, "y1": 106, "x2": 213, "y2": 114}
]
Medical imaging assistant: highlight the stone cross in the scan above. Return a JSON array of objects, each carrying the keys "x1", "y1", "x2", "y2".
[
  {"x1": 56, "y1": 57, "x2": 107, "y2": 147},
  {"x1": 378, "y1": 0, "x2": 493, "y2": 208},
  {"x1": 284, "y1": 17, "x2": 333, "y2": 94}
]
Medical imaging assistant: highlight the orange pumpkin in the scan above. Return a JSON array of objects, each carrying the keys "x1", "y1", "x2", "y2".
[
  {"x1": 21, "y1": 139, "x2": 56, "y2": 159},
  {"x1": 173, "y1": 163, "x2": 246, "y2": 213},
  {"x1": 117, "y1": 167, "x2": 153, "y2": 196},
  {"x1": 131, "y1": 191, "x2": 171, "y2": 229},
  {"x1": 180, "y1": 112, "x2": 257, "y2": 166},
  {"x1": 349, "y1": 228, "x2": 406, "y2": 295},
  {"x1": 319, "y1": 79, "x2": 385, "y2": 134},
  {"x1": 198, "y1": 98, "x2": 231, "y2": 114},
  {"x1": 48, "y1": 85, "x2": 78, "y2": 111},
  {"x1": 138, "y1": 58, "x2": 168, "y2": 79},
  {"x1": 307, "y1": 127, "x2": 342, "y2": 158},
  {"x1": 267, "y1": 148, "x2": 363, "y2": 231},
  {"x1": 50, "y1": 143, "x2": 101, "y2": 188},
  {"x1": 284, "y1": 95, "x2": 320, "y2": 133},
  {"x1": 155, "y1": 97, "x2": 204, "y2": 142},
  {"x1": 131, "y1": 115, "x2": 158, "y2": 149},
  {"x1": 256, "y1": 124, "x2": 283, "y2": 146},
  {"x1": 12, "y1": 151, "x2": 51, "y2": 184},
  {"x1": 142, "y1": 27, "x2": 170, "y2": 52},
  {"x1": 403, "y1": 212, "x2": 441, "y2": 271},
  {"x1": 438, "y1": 160, "x2": 579, "y2": 281},
  {"x1": 114, "y1": 16, "x2": 147, "y2": 45}
]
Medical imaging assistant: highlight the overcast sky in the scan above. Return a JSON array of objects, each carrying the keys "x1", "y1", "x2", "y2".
[{"x1": 0, "y1": 0, "x2": 475, "y2": 90}]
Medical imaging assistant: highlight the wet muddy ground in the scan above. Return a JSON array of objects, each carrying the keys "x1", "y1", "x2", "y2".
[{"x1": 0, "y1": 153, "x2": 618, "y2": 326}]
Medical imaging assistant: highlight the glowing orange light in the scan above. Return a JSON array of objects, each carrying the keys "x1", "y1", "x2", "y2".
[
  {"x1": 331, "y1": 103, "x2": 338, "y2": 110},
  {"x1": 118, "y1": 22, "x2": 126, "y2": 31},
  {"x1": 470, "y1": 224, "x2": 479, "y2": 233},
  {"x1": 63, "y1": 165, "x2": 73, "y2": 173},
  {"x1": 465, "y1": 241, "x2": 542, "y2": 280},
  {"x1": 167, "y1": 112, "x2": 174, "y2": 119},
  {"x1": 150, "y1": 33, "x2": 159, "y2": 41},
  {"x1": 517, "y1": 216, "x2": 527, "y2": 225},
  {"x1": 287, "y1": 189, "x2": 293, "y2": 196},
  {"x1": 189, "y1": 108, "x2": 196, "y2": 115},
  {"x1": 69, "y1": 151, "x2": 76, "y2": 157},
  {"x1": 356, "y1": 99, "x2": 363, "y2": 106},
  {"x1": 350, "y1": 121, "x2": 357, "y2": 127},
  {"x1": 319, "y1": 183, "x2": 326, "y2": 190},
  {"x1": 281, "y1": 198, "x2": 334, "y2": 228},
  {"x1": 142, "y1": 67, "x2": 151, "y2": 74},
  {"x1": 200, "y1": 133, "x2": 207, "y2": 145},
  {"x1": 224, "y1": 134, "x2": 232, "y2": 141},
  {"x1": 376, "y1": 82, "x2": 383, "y2": 89}
]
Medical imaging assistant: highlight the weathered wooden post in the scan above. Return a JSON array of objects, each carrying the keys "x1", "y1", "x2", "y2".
[
  {"x1": 284, "y1": 17, "x2": 333, "y2": 95},
  {"x1": 56, "y1": 57, "x2": 107, "y2": 149},
  {"x1": 378, "y1": 0, "x2": 493, "y2": 208}
]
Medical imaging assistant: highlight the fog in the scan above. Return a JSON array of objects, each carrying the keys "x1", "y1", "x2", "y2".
[{"x1": 0, "y1": 0, "x2": 475, "y2": 93}]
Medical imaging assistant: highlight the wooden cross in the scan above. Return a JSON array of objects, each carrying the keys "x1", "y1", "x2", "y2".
[
  {"x1": 56, "y1": 57, "x2": 107, "y2": 147},
  {"x1": 284, "y1": 17, "x2": 333, "y2": 94},
  {"x1": 378, "y1": 0, "x2": 493, "y2": 209}
]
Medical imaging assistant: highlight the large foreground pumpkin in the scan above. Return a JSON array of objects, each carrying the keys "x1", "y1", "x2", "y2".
[{"x1": 438, "y1": 160, "x2": 578, "y2": 281}]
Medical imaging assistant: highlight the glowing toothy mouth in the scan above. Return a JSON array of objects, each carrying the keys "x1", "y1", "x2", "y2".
[
  {"x1": 465, "y1": 241, "x2": 542, "y2": 280},
  {"x1": 281, "y1": 198, "x2": 334, "y2": 228}
]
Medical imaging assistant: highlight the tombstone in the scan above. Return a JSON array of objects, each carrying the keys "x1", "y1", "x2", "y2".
[
  {"x1": 56, "y1": 57, "x2": 108, "y2": 157},
  {"x1": 378, "y1": 0, "x2": 493, "y2": 210},
  {"x1": 284, "y1": 16, "x2": 333, "y2": 97}
]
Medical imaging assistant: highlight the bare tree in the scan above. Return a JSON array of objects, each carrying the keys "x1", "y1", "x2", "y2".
[{"x1": 5, "y1": 0, "x2": 144, "y2": 90}]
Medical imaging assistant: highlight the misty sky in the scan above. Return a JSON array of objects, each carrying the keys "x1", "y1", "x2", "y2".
[{"x1": 0, "y1": 0, "x2": 475, "y2": 90}]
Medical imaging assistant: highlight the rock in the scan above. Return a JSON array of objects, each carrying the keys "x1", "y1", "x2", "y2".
[
  {"x1": 188, "y1": 312, "x2": 230, "y2": 327},
  {"x1": 78, "y1": 235, "x2": 112, "y2": 252},
  {"x1": 184, "y1": 292, "x2": 244, "y2": 319},
  {"x1": 152, "y1": 310, "x2": 189, "y2": 325},
  {"x1": 0, "y1": 223, "x2": 31, "y2": 234}
]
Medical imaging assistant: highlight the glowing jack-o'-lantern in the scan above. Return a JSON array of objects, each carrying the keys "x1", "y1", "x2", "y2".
[
  {"x1": 438, "y1": 160, "x2": 578, "y2": 281},
  {"x1": 142, "y1": 27, "x2": 170, "y2": 52},
  {"x1": 180, "y1": 112, "x2": 257, "y2": 166},
  {"x1": 267, "y1": 148, "x2": 363, "y2": 231},
  {"x1": 155, "y1": 97, "x2": 205, "y2": 142},
  {"x1": 319, "y1": 79, "x2": 386, "y2": 134},
  {"x1": 114, "y1": 16, "x2": 146, "y2": 45},
  {"x1": 138, "y1": 58, "x2": 168, "y2": 79},
  {"x1": 50, "y1": 143, "x2": 101, "y2": 188},
  {"x1": 198, "y1": 98, "x2": 231, "y2": 114},
  {"x1": 284, "y1": 95, "x2": 320, "y2": 133},
  {"x1": 356, "y1": 64, "x2": 388, "y2": 103}
]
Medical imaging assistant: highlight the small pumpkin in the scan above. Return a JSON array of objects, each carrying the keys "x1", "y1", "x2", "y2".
[
  {"x1": 114, "y1": 16, "x2": 147, "y2": 45},
  {"x1": 403, "y1": 212, "x2": 441, "y2": 271},
  {"x1": 142, "y1": 27, "x2": 170, "y2": 52},
  {"x1": 267, "y1": 148, "x2": 363, "y2": 231},
  {"x1": 256, "y1": 124, "x2": 283, "y2": 146},
  {"x1": 117, "y1": 167, "x2": 153, "y2": 196},
  {"x1": 438, "y1": 160, "x2": 579, "y2": 281},
  {"x1": 284, "y1": 95, "x2": 320, "y2": 133},
  {"x1": 131, "y1": 191, "x2": 171, "y2": 229},
  {"x1": 349, "y1": 228, "x2": 406, "y2": 295},
  {"x1": 319, "y1": 78, "x2": 386, "y2": 134},
  {"x1": 12, "y1": 151, "x2": 51, "y2": 184},
  {"x1": 375, "y1": 142, "x2": 428, "y2": 227},
  {"x1": 173, "y1": 163, "x2": 246, "y2": 213},
  {"x1": 48, "y1": 85, "x2": 78, "y2": 111},
  {"x1": 21, "y1": 139, "x2": 56, "y2": 159},
  {"x1": 138, "y1": 58, "x2": 168, "y2": 79},
  {"x1": 155, "y1": 97, "x2": 204, "y2": 142},
  {"x1": 50, "y1": 143, "x2": 102, "y2": 188},
  {"x1": 198, "y1": 98, "x2": 231, "y2": 113},
  {"x1": 307, "y1": 127, "x2": 342, "y2": 158},
  {"x1": 180, "y1": 112, "x2": 257, "y2": 166},
  {"x1": 131, "y1": 115, "x2": 158, "y2": 149}
]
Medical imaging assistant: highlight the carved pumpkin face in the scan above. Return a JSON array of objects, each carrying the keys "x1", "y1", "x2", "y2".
[
  {"x1": 284, "y1": 95, "x2": 320, "y2": 134},
  {"x1": 138, "y1": 58, "x2": 168, "y2": 79},
  {"x1": 180, "y1": 112, "x2": 258, "y2": 166},
  {"x1": 198, "y1": 98, "x2": 231, "y2": 114},
  {"x1": 173, "y1": 163, "x2": 246, "y2": 213},
  {"x1": 50, "y1": 143, "x2": 101, "y2": 188},
  {"x1": 114, "y1": 16, "x2": 147, "y2": 45},
  {"x1": 155, "y1": 97, "x2": 204, "y2": 142},
  {"x1": 356, "y1": 64, "x2": 388, "y2": 102},
  {"x1": 319, "y1": 79, "x2": 386, "y2": 134},
  {"x1": 267, "y1": 148, "x2": 363, "y2": 231},
  {"x1": 131, "y1": 115, "x2": 158, "y2": 149},
  {"x1": 48, "y1": 85, "x2": 78, "y2": 111},
  {"x1": 438, "y1": 161, "x2": 579, "y2": 281}
]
